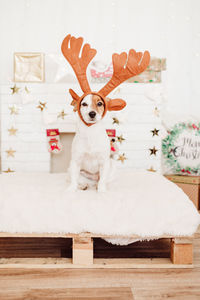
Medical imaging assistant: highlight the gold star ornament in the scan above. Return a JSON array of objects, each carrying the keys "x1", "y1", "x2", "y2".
[
  {"x1": 151, "y1": 128, "x2": 159, "y2": 136},
  {"x1": 117, "y1": 153, "x2": 127, "y2": 163},
  {"x1": 37, "y1": 101, "x2": 47, "y2": 111},
  {"x1": 6, "y1": 148, "x2": 16, "y2": 157},
  {"x1": 147, "y1": 166, "x2": 156, "y2": 172},
  {"x1": 8, "y1": 126, "x2": 18, "y2": 136},
  {"x1": 9, "y1": 105, "x2": 19, "y2": 115},
  {"x1": 58, "y1": 109, "x2": 67, "y2": 119},
  {"x1": 149, "y1": 146, "x2": 158, "y2": 156},
  {"x1": 112, "y1": 117, "x2": 120, "y2": 125},
  {"x1": 10, "y1": 84, "x2": 20, "y2": 94},
  {"x1": 117, "y1": 135, "x2": 125, "y2": 143},
  {"x1": 3, "y1": 168, "x2": 15, "y2": 173}
]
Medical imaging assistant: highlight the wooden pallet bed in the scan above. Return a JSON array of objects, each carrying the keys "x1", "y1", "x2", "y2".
[{"x1": 0, "y1": 232, "x2": 194, "y2": 269}]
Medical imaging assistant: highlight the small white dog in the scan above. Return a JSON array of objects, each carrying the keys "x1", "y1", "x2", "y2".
[
  {"x1": 61, "y1": 34, "x2": 150, "y2": 192},
  {"x1": 68, "y1": 94, "x2": 113, "y2": 192}
]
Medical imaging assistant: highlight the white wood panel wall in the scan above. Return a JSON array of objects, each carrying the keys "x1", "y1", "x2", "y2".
[{"x1": 0, "y1": 83, "x2": 162, "y2": 173}]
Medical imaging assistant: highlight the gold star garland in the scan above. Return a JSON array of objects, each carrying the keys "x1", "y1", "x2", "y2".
[
  {"x1": 3, "y1": 168, "x2": 15, "y2": 173},
  {"x1": 149, "y1": 146, "x2": 158, "y2": 156},
  {"x1": 8, "y1": 126, "x2": 18, "y2": 136},
  {"x1": 147, "y1": 166, "x2": 156, "y2": 172},
  {"x1": 10, "y1": 84, "x2": 20, "y2": 94},
  {"x1": 117, "y1": 153, "x2": 127, "y2": 163},
  {"x1": 6, "y1": 148, "x2": 16, "y2": 157},
  {"x1": 58, "y1": 109, "x2": 67, "y2": 119},
  {"x1": 112, "y1": 117, "x2": 120, "y2": 125},
  {"x1": 37, "y1": 101, "x2": 47, "y2": 111},
  {"x1": 151, "y1": 128, "x2": 159, "y2": 136},
  {"x1": 117, "y1": 135, "x2": 125, "y2": 143},
  {"x1": 9, "y1": 105, "x2": 19, "y2": 115}
]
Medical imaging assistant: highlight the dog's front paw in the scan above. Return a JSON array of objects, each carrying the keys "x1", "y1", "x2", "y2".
[{"x1": 97, "y1": 183, "x2": 106, "y2": 193}]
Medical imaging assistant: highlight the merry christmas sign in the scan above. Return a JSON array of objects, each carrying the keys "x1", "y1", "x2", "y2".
[{"x1": 162, "y1": 122, "x2": 200, "y2": 175}]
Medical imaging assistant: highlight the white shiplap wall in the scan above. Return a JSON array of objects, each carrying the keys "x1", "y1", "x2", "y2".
[{"x1": 0, "y1": 83, "x2": 162, "y2": 173}]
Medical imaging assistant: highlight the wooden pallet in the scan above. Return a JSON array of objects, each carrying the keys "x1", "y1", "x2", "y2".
[{"x1": 0, "y1": 232, "x2": 194, "y2": 269}]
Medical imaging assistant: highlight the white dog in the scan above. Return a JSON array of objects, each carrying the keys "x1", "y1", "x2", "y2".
[
  {"x1": 67, "y1": 94, "x2": 113, "y2": 192},
  {"x1": 61, "y1": 34, "x2": 150, "y2": 192}
]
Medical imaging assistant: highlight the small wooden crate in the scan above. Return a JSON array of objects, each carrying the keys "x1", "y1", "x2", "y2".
[
  {"x1": 0, "y1": 232, "x2": 193, "y2": 269},
  {"x1": 165, "y1": 175, "x2": 200, "y2": 209}
]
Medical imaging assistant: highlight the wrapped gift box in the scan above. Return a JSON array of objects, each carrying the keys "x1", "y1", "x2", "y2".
[{"x1": 165, "y1": 175, "x2": 200, "y2": 209}]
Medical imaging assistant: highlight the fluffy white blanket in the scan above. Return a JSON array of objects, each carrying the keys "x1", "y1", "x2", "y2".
[{"x1": 0, "y1": 170, "x2": 199, "y2": 244}]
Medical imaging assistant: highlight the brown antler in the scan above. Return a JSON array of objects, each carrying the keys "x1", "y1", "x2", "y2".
[
  {"x1": 98, "y1": 49, "x2": 150, "y2": 97},
  {"x1": 61, "y1": 34, "x2": 97, "y2": 93}
]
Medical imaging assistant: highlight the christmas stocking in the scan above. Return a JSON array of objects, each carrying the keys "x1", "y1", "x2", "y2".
[{"x1": 46, "y1": 129, "x2": 62, "y2": 154}]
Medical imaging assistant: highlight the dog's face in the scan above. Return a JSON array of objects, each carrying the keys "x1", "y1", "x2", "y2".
[{"x1": 80, "y1": 94, "x2": 105, "y2": 124}]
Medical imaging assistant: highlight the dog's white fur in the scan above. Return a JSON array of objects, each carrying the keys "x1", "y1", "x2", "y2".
[{"x1": 67, "y1": 94, "x2": 114, "y2": 192}]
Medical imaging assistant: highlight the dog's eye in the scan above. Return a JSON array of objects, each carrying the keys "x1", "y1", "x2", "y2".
[
  {"x1": 97, "y1": 102, "x2": 103, "y2": 106},
  {"x1": 82, "y1": 102, "x2": 88, "y2": 107}
]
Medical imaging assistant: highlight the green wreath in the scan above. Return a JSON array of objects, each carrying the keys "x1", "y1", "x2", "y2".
[{"x1": 162, "y1": 122, "x2": 200, "y2": 175}]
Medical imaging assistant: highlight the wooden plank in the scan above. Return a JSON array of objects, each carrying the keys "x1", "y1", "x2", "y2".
[
  {"x1": 0, "y1": 231, "x2": 194, "y2": 239},
  {"x1": 0, "y1": 257, "x2": 193, "y2": 269},
  {"x1": 171, "y1": 239, "x2": 193, "y2": 264},
  {"x1": 0, "y1": 287, "x2": 134, "y2": 300},
  {"x1": 73, "y1": 237, "x2": 93, "y2": 265}
]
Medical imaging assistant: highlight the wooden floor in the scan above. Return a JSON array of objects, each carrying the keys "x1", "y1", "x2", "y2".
[{"x1": 0, "y1": 229, "x2": 199, "y2": 299}]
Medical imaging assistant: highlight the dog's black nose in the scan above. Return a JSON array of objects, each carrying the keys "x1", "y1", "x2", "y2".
[{"x1": 89, "y1": 111, "x2": 96, "y2": 118}]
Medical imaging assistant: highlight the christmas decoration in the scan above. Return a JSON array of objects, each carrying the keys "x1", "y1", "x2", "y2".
[
  {"x1": 117, "y1": 134, "x2": 125, "y2": 143},
  {"x1": 149, "y1": 146, "x2": 158, "y2": 156},
  {"x1": 6, "y1": 148, "x2": 16, "y2": 158},
  {"x1": 8, "y1": 126, "x2": 18, "y2": 136},
  {"x1": 14, "y1": 52, "x2": 44, "y2": 82},
  {"x1": 147, "y1": 166, "x2": 156, "y2": 172},
  {"x1": 9, "y1": 105, "x2": 19, "y2": 115},
  {"x1": 106, "y1": 129, "x2": 119, "y2": 158},
  {"x1": 117, "y1": 153, "x2": 127, "y2": 163},
  {"x1": 151, "y1": 128, "x2": 159, "y2": 136},
  {"x1": 162, "y1": 122, "x2": 200, "y2": 175},
  {"x1": 10, "y1": 84, "x2": 20, "y2": 94},
  {"x1": 37, "y1": 101, "x2": 47, "y2": 111},
  {"x1": 112, "y1": 117, "x2": 120, "y2": 125},
  {"x1": 46, "y1": 129, "x2": 62, "y2": 154},
  {"x1": 57, "y1": 109, "x2": 67, "y2": 119},
  {"x1": 3, "y1": 168, "x2": 15, "y2": 173}
]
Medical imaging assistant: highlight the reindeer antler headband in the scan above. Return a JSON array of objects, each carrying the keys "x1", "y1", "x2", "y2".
[{"x1": 61, "y1": 34, "x2": 150, "y2": 126}]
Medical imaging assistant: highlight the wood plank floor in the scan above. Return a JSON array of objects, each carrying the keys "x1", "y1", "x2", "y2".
[{"x1": 0, "y1": 230, "x2": 199, "y2": 300}]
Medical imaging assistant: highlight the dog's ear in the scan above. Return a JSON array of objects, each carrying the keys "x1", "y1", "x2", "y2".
[
  {"x1": 69, "y1": 89, "x2": 80, "y2": 112},
  {"x1": 106, "y1": 97, "x2": 126, "y2": 111}
]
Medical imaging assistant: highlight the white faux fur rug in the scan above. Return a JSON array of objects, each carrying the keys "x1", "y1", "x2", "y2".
[{"x1": 0, "y1": 170, "x2": 199, "y2": 241}]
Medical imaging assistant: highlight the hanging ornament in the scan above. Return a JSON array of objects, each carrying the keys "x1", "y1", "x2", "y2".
[
  {"x1": 151, "y1": 128, "x2": 159, "y2": 136},
  {"x1": 8, "y1": 126, "x2": 18, "y2": 136},
  {"x1": 57, "y1": 109, "x2": 67, "y2": 120},
  {"x1": 117, "y1": 153, "x2": 127, "y2": 163},
  {"x1": 6, "y1": 148, "x2": 16, "y2": 157},
  {"x1": 46, "y1": 129, "x2": 62, "y2": 154},
  {"x1": 117, "y1": 134, "x2": 125, "y2": 143},
  {"x1": 147, "y1": 166, "x2": 156, "y2": 172},
  {"x1": 37, "y1": 101, "x2": 47, "y2": 111},
  {"x1": 112, "y1": 117, "x2": 120, "y2": 125},
  {"x1": 10, "y1": 84, "x2": 20, "y2": 95},
  {"x1": 149, "y1": 146, "x2": 158, "y2": 156},
  {"x1": 3, "y1": 168, "x2": 15, "y2": 173},
  {"x1": 9, "y1": 105, "x2": 19, "y2": 115}
]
